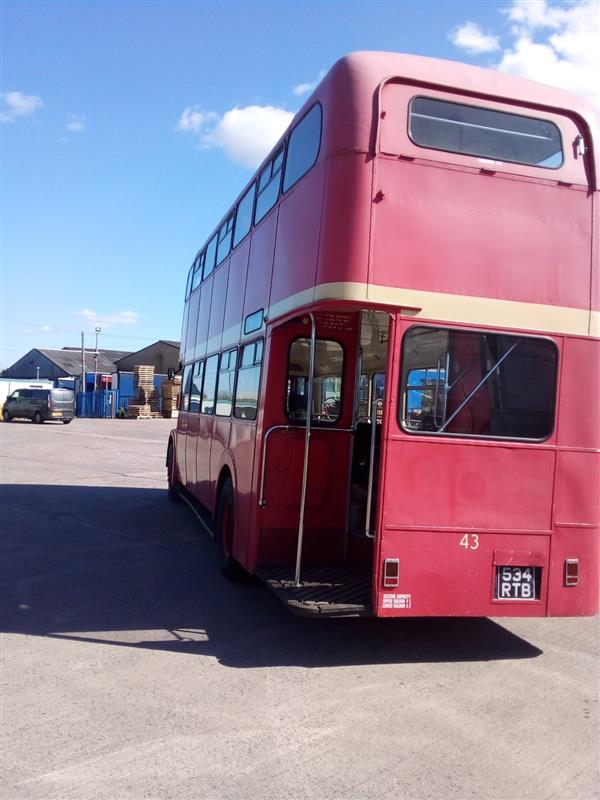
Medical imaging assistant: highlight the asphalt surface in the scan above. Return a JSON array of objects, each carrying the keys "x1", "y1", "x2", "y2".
[{"x1": 1, "y1": 418, "x2": 598, "y2": 800}]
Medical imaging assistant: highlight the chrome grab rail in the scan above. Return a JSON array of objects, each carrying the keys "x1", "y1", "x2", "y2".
[
  {"x1": 258, "y1": 424, "x2": 357, "y2": 509},
  {"x1": 364, "y1": 396, "x2": 379, "y2": 538},
  {"x1": 294, "y1": 313, "x2": 316, "y2": 585}
]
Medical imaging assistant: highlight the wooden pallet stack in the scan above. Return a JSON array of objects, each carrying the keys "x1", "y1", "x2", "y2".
[
  {"x1": 126, "y1": 365, "x2": 162, "y2": 419},
  {"x1": 161, "y1": 375, "x2": 181, "y2": 419}
]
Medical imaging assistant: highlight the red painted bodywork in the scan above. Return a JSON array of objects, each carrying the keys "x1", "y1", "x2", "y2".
[{"x1": 170, "y1": 52, "x2": 599, "y2": 617}]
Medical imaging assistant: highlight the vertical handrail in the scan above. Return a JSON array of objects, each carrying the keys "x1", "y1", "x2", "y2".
[
  {"x1": 294, "y1": 313, "x2": 316, "y2": 586},
  {"x1": 364, "y1": 395, "x2": 379, "y2": 538}
]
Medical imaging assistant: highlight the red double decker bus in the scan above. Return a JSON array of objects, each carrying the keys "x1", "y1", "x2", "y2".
[{"x1": 167, "y1": 51, "x2": 599, "y2": 618}]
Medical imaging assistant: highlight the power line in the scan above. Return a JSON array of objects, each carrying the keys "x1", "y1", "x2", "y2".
[{"x1": 0, "y1": 316, "x2": 171, "y2": 342}]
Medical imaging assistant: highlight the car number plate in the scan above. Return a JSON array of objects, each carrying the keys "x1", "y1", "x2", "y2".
[{"x1": 495, "y1": 566, "x2": 539, "y2": 600}]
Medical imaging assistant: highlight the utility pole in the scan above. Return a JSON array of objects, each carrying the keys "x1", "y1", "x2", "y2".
[
  {"x1": 94, "y1": 326, "x2": 101, "y2": 392},
  {"x1": 81, "y1": 331, "x2": 85, "y2": 393}
]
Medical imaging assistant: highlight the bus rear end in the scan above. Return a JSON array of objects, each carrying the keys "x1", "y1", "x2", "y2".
[{"x1": 373, "y1": 318, "x2": 599, "y2": 617}]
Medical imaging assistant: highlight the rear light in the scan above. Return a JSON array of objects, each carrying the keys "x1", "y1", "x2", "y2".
[
  {"x1": 564, "y1": 558, "x2": 579, "y2": 587},
  {"x1": 383, "y1": 558, "x2": 400, "y2": 588}
]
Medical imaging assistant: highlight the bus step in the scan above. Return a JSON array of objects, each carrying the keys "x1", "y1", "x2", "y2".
[{"x1": 256, "y1": 565, "x2": 372, "y2": 617}]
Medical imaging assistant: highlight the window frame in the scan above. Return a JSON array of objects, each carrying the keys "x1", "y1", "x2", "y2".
[
  {"x1": 254, "y1": 146, "x2": 285, "y2": 224},
  {"x1": 180, "y1": 364, "x2": 194, "y2": 412},
  {"x1": 190, "y1": 252, "x2": 203, "y2": 294},
  {"x1": 185, "y1": 264, "x2": 194, "y2": 299},
  {"x1": 200, "y1": 353, "x2": 219, "y2": 415},
  {"x1": 233, "y1": 182, "x2": 256, "y2": 248},
  {"x1": 203, "y1": 234, "x2": 218, "y2": 280},
  {"x1": 398, "y1": 324, "x2": 559, "y2": 442},
  {"x1": 215, "y1": 347, "x2": 238, "y2": 418},
  {"x1": 285, "y1": 335, "x2": 345, "y2": 426},
  {"x1": 189, "y1": 360, "x2": 205, "y2": 414},
  {"x1": 233, "y1": 337, "x2": 264, "y2": 422},
  {"x1": 216, "y1": 214, "x2": 234, "y2": 267},
  {"x1": 407, "y1": 95, "x2": 564, "y2": 171},
  {"x1": 283, "y1": 102, "x2": 323, "y2": 193}
]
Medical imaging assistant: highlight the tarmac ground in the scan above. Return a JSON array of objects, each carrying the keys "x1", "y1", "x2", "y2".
[{"x1": 1, "y1": 418, "x2": 598, "y2": 799}]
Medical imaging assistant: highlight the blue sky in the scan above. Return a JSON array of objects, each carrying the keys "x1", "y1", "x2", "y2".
[{"x1": 1, "y1": 0, "x2": 597, "y2": 369}]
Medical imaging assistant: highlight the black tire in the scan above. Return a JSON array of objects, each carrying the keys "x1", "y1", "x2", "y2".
[
  {"x1": 166, "y1": 443, "x2": 181, "y2": 502},
  {"x1": 216, "y1": 478, "x2": 246, "y2": 582},
  {"x1": 2, "y1": 410, "x2": 11, "y2": 422},
  {"x1": 33, "y1": 411, "x2": 43, "y2": 424},
  {"x1": 62, "y1": 419, "x2": 72, "y2": 425}
]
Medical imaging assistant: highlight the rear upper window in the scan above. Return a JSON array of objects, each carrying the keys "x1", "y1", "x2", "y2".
[{"x1": 408, "y1": 96, "x2": 563, "y2": 169}]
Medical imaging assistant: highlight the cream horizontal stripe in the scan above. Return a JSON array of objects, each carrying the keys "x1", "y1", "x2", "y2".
[
  {"x1": 280, "y1": 281, "x2": 597, "y2": 338},
  {"x1": 187, "y1": 281, "x2": 598, "y2": 361}
]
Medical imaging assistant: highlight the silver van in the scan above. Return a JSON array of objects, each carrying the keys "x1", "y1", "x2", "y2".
[{"x1": 2, "y1": 388, "x2": 76, "y2": 424}]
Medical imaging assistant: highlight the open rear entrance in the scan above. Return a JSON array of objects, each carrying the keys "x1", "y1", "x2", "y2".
[{"x1": 256, "y1": 309, "x2": 390, "y2": 616}]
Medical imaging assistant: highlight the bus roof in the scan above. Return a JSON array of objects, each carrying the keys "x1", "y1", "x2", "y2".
[{"x1": 310, "y1": 51, "x2": 599, "y2": 181}]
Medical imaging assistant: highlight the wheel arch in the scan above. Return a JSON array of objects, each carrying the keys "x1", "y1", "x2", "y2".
[
  {"x1": 166, "y1": 429, "x2": 177, "y2": 467},
  {"x1": 214, "y1": 463, "x2": 234, "y2": 519}
]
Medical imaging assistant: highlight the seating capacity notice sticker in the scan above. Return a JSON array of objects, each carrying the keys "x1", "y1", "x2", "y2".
[{"x1": 382, "y1": 593, "x2": 412, "y2": 609}]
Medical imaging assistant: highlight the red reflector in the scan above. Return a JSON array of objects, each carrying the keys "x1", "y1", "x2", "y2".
[
  {"x1": 383, "y1": 558, "x2": 400, "y2": 588},
  {"x1": 564, "y1": 559, "x2": 579, "y2": 587}
]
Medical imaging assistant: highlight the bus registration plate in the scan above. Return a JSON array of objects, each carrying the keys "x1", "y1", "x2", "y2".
[{"x1": 495, "y1": 566, "x2": 538, "y2": 600}]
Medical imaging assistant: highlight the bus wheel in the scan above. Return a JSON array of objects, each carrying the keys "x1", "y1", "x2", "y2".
[
  {"x1": 216, "y1": 479, "x2": 246, "y2": 582},
  {"x1": 167, "y1": 443, "x2": 180, "y2": 502}
]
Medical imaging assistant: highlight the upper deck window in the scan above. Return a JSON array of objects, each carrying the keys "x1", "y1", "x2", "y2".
[
  {"x1": 217, "y1": 215, "x2": 234, "y2": 266},
  {"x1": 283, "y1": 104, "x2": 322, "y2": 192},
  {"x1": 204, "y1": 234, "x2": 217, "y2": 280},
  {"x1": 185, "y1": 264, "x2": 194, "y2": 299},
  {"x1": 233, "y1": 183, "x2": 256, "y2": 247},
  {"x1": 255, "y1": 147, "x2": 284, "y2": 224},
  {"x1": 408, "y1": 97, "x2": 563, "y2": 169},
  {"x1": 191, "y1": 253, "x2": 203, "y2": 293}
]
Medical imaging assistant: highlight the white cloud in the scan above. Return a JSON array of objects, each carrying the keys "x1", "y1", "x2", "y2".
[
  {"x1": 450, "y1": 1, "x2": 599, "y2": 108},
  {"x1": 449, "y1": 22, "x2": 500, "y2": 54},
  {"x1": 1, "y1": 90, "x2": 43, "y2": 122},
  {"x1": 75, "y1": 309, "x2": 139, "y2": 329},
  {"x1": 66, "y1": 113, "x2": 86, "y2": 133},
  {"x1": 498, "y1": 1, "x2": 600, "y2": 107},
  {"x1": 176, "y1": 107, "x2": 218, "y2": 133},
  {"x1": 177, "y1": 104, "x2": 294, "y2": 168},
  {"x1": 39, "y1": 325, "x2": 54, "y2": 333},
  {"x1": 293, "y1": 69, "x2": 327, "y2": 96}
]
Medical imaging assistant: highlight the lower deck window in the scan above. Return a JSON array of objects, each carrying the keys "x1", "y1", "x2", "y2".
[
  {"x1": 400, "y1": 327, "x2": 557, "y2": 440},
  {"x1": 286, "y1": 338, "x2": 343, "y2": 423},
  {"x1": 216, "y1": 348, "x2": 237, "y2": 417},
  {"x1": 234, "y1": 339, "x2": 263, "y2": 420}
]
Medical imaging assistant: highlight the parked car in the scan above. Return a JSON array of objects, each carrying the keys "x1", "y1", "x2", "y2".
[{"x1": 2, "y1": 388, "x2": 76, "y2": 424}]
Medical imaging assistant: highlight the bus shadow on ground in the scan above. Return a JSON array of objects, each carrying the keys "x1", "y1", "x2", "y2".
[{"x1": 0, "y1": 484, "x2": 542, "y2": 667}]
